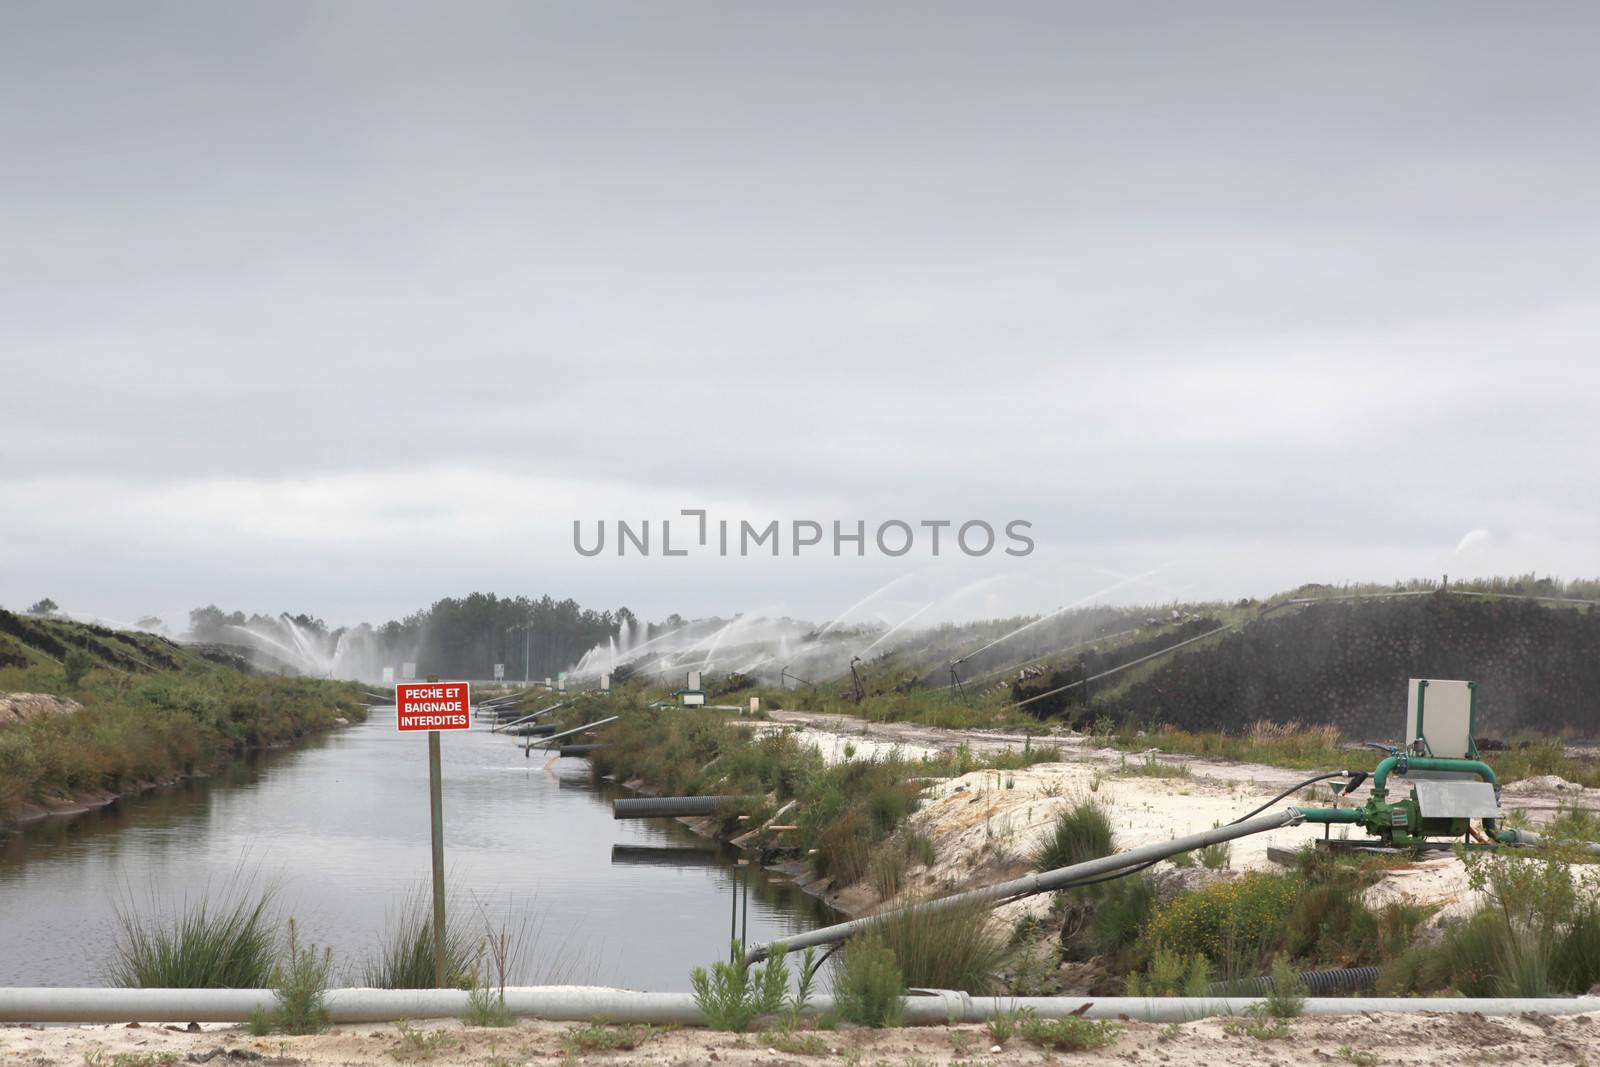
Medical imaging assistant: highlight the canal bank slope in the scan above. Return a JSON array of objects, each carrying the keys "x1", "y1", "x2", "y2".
[{"x1": 0, "y1": 611, "x2": 367, "y2": 830}]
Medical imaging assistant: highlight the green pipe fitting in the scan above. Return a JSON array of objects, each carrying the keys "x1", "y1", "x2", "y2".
[
  {"x1": 1371, "y1": 756, "x2": 1498, "y2": 796},
  {"x1": 1295, "y1": 806, "x2": 1366, "y2": 824}
]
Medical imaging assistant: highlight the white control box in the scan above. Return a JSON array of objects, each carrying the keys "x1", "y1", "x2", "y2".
[{"x1": 1405, "y1": 678, "x2": 1477, "y2": 759}]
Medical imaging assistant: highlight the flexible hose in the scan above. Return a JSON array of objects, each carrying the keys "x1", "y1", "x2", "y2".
[
  {"x1": 1207, "y1": 966, "x2": 1380, "y2": 997},
  {"x1": 1232, "y1": 771, "x2": 1358, "y2": 825}
]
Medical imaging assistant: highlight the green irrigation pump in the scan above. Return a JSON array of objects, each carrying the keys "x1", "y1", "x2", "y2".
[{"x1": 1292, "y1": 678, "x2": 1588, "y2": 853}]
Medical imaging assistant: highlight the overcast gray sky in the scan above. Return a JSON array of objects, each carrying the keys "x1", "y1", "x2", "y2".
[{"x1": 3, "y1": 2, "x2": 1597, "y2": 630}]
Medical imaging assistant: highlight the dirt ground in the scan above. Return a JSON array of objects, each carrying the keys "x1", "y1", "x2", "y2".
[{"x1": 6, "y1": 1010, "x2": 1600, "y2": 1066}]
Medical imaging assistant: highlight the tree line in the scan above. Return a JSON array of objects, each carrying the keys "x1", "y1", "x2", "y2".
[{"x1": 187, "y1": 593, "x2": 646, "y2": 681}]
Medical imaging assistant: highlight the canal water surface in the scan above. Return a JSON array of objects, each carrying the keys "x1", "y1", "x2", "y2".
[{"x1": 0, "y1": 706, "x2": 830, "y2": 988}]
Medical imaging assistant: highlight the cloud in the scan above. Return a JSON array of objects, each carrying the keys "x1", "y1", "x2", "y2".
[{"x1": 1, "y1": 3, "x2": 1597, "y2": 625}]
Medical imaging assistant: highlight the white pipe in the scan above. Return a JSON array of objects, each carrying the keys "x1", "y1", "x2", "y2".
[{"x1": 3, "y1": 988, "x2": 1598, "y2": 1025}]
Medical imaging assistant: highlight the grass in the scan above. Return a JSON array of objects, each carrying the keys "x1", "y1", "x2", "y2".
[
  {"x1": 759, "y1": 1028, "x2": 830, "y2": 1055},
  {"x1": 84, "y1": 1052, "x2": 178, "y2": 1067},
  {"x1": 1222, "y1": 1013, "x2": 1293, "y2": 1041},
  {"x1": 1017, "y1": 1013, "x2": 1121, "y2": 1052},
  {"x1": 1031, "y1": 799, "x2": 1115, "y2": 873},
  {"x1": 110, "y1": 880, "x2": 278, "y2": 988},
  {"x1": 1116, "y1": 721, "x2": 1355, "y2": 773},
  {"x1": 1116, "y1": 752, "x2": 1191, "y2": 779},
  {"x1": 390, "y1": 1021, "x2": 458, "y2": 1061},
  {"x1": 562, "y1": 1023, "x2": 658, "y2": 1052},
  {"x1": 362, "y1": 887, "x2": 479, "y2": 989},
  {"x1": 986, "y1": 1007, "x2": 1022, "y2": 1046},
  {"x1": 861, "y1": 899, "x2": 1006, "y2": 994},
  {"x1": 462, "y1": 984, "x2": 513, "y2": 1028}
]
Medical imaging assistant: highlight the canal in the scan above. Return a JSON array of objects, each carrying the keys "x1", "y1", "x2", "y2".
[{"x1": 0, "y1": 705, "x2": 830, "y2": 988}]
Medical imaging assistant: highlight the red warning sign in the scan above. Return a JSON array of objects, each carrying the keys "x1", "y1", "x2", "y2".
[{"x1": 396, "y1": 682, "x2": 472, "y2": 732}]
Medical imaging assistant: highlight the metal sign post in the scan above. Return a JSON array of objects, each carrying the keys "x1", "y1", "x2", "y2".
[{"x1": 396, "y1": 678, "x2": 472, "y2": 988}]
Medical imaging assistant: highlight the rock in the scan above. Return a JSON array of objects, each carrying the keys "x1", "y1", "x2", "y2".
[{"x1": 0, "y1": 693, "x2": 83, "y2": 728}]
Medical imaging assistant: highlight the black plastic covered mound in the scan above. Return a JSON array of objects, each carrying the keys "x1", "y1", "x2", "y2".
[
  {"x1": 1107, "y1": 596, "x2": 1600, "y2": 738},
  {"x1": 0, "y1": 609, "x2": 186, "y2": 672}
]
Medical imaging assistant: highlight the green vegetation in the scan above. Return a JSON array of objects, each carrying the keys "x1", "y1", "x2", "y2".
[
  {"x1": 362, "y1": 888, "x2": 479, "y2": 989},
  {"x1": 462, "y1": 983, "x2": 513, "y2": 1028},
  {"x1": 1017, "y1": 1012, "x2": 1121, "y2": 1052},
  {"x1": 1261, "y1": 955, "x2": 1306, "y2": 1018},
  {"x1": 1071, "y1": 848, "x2": 1433, "y2": 996},
  {"x1": 689, "y1": 942, "x2": 790, "y2": 1032},
  {"x1": 832, "y1": 934, "x2": 905, "y2": 1028},
  {"x1": 1117, "y1": 752, "x2": 1191, "y2": 779},
  {"x1": 1120, "y1": 721, "x2": 1355, "y2": 772},
  {"x1": 759, "y1": 1028, "x2": 830, "y2": 1055},
  {"x1": 985, "y1": 1007, "x2": 1021, "y2": 1046},
  {"x1": 562, "y1": 1023, "x2": 658, "y2": 1053},
  {"x1": 1084, "y1": 873, "x2": 1160, "y2": 966},
  {"x1": 110, "y1": 881, "x2": 279, "y2": 988},
  {"x1": 860, "y1": 899, "x2": 1005, "y2": 993},
  {"x1": 1381, "y1": 850, "x2": 1600, "y2": 997},
  {"x1": 1031, "y1": 799, "x2": 1115, "y2": 873},
  {"x1": 390, "y1": 1020, "x2": 457, "y2": 1060},
  {"x1": 267, "y1": 919, "x2": 332, "y2": 1034},
  {"x1": 0, "y1": 611, "x2": 365, "y2": 821},
  {"x1": 1144, "y1": 873, "x2": 1299, "y2": 964},
  {"x1": 588, "y1": 710, "x2": 1053, "y2": 888},
  {"x1": 1124, "y1": 948, "x2": 1210, "y2": 996}
]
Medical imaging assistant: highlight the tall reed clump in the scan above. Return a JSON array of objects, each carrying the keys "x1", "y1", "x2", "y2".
[
  {"x1": 362, "y1": 886, "x2": 479, "y2": 989},
  {"x1": 110, "y1": 881, "x2": 279, "y2": 988},
  {"x1": 862, "y1": 898, "x2": 1005, "y2": 994},
  {"x1": 1031, "y1": 799, "x2": 1115, "y2": 873}
]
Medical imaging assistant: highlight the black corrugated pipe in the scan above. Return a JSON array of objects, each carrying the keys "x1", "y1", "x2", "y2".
[
  {"x1": 1207, "y1": 966, "x2": 1379, "y2": 997},
  {"x1": 613, "y1": 795, "x2": 738, "y2": 820},
  {"x1": 558, "y1": 743, "x2": 603, "y2": 757}
]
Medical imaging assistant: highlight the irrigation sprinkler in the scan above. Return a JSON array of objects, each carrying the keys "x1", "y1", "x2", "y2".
[
  {"x1": 493, "y1": 700, "x2": 569, "y2": 733},
  {"x1": 849, "y1": 656, "x2": 866, "y2": 702},
  {"x1": 526, "y1": 715, "x2": 619, "y2": 752},
  {"x1": 946, "y1": 662, "x2": 966, "y2": 699},
  {"x1": 780, "y1": 666, "x2": 815, "y2": 691}
]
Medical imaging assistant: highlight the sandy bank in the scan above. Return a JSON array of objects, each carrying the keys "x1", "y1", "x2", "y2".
[{"x1": 5, "y1": 1009, "x2": 1599, "y2": 1066}]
